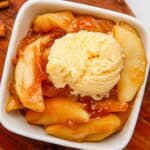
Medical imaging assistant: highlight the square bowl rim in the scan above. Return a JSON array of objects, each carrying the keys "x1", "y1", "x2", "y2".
[{"x1": 0, "y1": 0, "x2": 150, "y2": 150}]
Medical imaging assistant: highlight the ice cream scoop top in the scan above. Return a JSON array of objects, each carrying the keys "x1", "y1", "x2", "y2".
[{"x1": 47, "y1": 31, "x2": 124, "y2": 100}]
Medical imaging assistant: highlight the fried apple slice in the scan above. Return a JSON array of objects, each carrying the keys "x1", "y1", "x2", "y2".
[
  {"x1": 113, "y1": 22, "x2": 147, "y2": 102},
  {"x1": 26, "y1": 97, "x2": 89, "y2": 125},
  {"x1": 6, "y1": 96, "x2": 23, "y2": 112},
  {"x1": 71, "y1": 16, "x2": 102, "y2": 32},
  {"x1": 15, "y1": 36, "x2": 51, "y2": 112},
  {"x1": 96, "y1": 18, "x2": 115, "y2": 33},
  {"x1": 95, "y1": 100, "x2": 128, "y2": 112},
  {"x1": 32, "y1": 11, "x2": 75, "y2": 33},
  {"x1": 45, "y1": 114, "x2": 121, "y2": 142},
  {"x1": 6, "y1": 80, "x2": 23, "y2": 112}
]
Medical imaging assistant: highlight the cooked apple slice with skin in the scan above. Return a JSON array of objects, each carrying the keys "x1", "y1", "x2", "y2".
[
  {"x1": 26, "y1": 97, "x2": 89, "y2": 125},
  {"x1": 45, "y1": 114, "x2": 121, "y2": 142},
  {"x1": 15, "y1": 36, "x2": 51, "y2": 112},
  {"x1": 32, "y1": 11, "x2": 75, "y2": 33},
  {"x1": 113, "y1": 22, "x2": 147, "y2": 102}
]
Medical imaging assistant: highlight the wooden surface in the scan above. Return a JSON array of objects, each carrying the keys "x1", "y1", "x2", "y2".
[{"x1": 0, "y1": 0, "x2": 149, "y2": 150}]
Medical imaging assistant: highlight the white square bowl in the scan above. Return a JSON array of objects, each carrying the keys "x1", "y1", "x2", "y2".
[{"x1": 0, "y1": 0, "x2": 150, "y2": 150}]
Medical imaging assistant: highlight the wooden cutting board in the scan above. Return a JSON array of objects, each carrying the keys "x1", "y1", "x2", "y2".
[{"x1": 0, "y1": 0, "x2": 149, "y2": 150}]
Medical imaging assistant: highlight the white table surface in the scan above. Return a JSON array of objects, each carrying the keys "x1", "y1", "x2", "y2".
[{"x1": 125, "y1": 0, "x2": 150, "y2": 28}]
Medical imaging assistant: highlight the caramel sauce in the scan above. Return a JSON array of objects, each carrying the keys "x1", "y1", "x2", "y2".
[{"x1": 79, "y1": 96, "x2": 110, "y2": 118}]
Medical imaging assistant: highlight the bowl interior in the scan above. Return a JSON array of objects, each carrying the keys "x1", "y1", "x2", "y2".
[{"x1": 0, "y1": 0, "x2": 149, "y2": 150}]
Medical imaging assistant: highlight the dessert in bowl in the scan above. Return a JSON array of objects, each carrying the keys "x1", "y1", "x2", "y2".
[
  {"x1": 6, "y1": 10, "x2": 147, "y2": 141},
  {"x1": 0, "y1": 0, "x2": 149, "y2": 150}
]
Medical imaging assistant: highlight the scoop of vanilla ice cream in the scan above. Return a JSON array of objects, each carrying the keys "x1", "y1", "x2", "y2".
[{"x1": 46, "y1": 31, "x2": 124, "y2": 100}]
